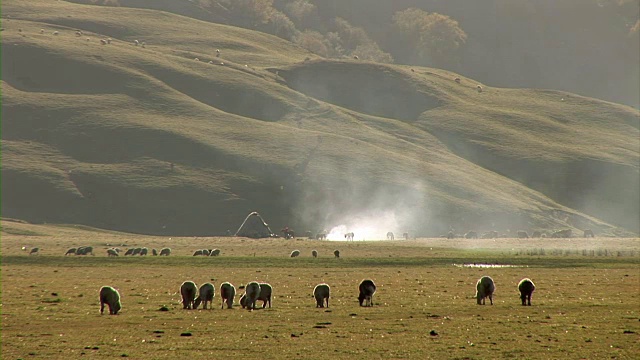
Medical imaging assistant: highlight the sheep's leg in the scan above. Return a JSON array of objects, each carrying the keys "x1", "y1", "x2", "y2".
[
  {"x1": 100, "y1": 301, "x2": 105, "y2": 314},
  {"x1": 489, "y1": 295, "x2": 493, "y2": 305}
]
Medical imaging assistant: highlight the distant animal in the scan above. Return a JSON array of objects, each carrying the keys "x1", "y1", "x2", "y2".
[
  {"x1": 311, "y1": 250, "x2": 318, "y2": 258},
  {"x1": 465, "y1": 231, "x2": 478, "y2": 239},
  {"x1": 258, "y1": 283, "x2": 272, "y2": 309},
  {"x1": 290, "y1": 250, "x2": 300, "y2": 258},
  {"x1": 454, "y1": 77, "x2": 461, "y2": 83},
  {"x1": 180, "y1": 281, "x2": 198, "y2": 309},
  {"x1": 210, "y1": 249, "x2": 221, "y2": 256},
  {"x1": 65, "y1": 248, "x2": 77, "y2": 256},
  {"x1": 139, "y1": 248, "x2": 148, "y2": 256},
  {"x1": 134, "y1": 39, "x2": 139, "y2": 46},
  {"x1": 353, "y1": 55, "x2": 359, "y2": 60},
  {"x1": 386, "y1": 232, "x2": 394, "y2": 241},
  {"x1": 99, "y1": 286, "x2": 121, "y2": 315},
  {"x1": 220, "y1": 282, "x2": 236, "y2": 309},
  {"x1": 193, "y1": 249, "x2": 204, "y2": 256},
  {"x1": 517, "y1": 231, "x2": 529, "y2": 239},
  {"x1": 583, "y1": 229, "x2": 595, "y2": 238},
  {"x1": 313, "y1": 283, "x2": 330, "y2": 308},
  {"x1": 124, "y1": 248, "x2": 134, "y2": 256},
  {"x1": 159, "y1": 248, "x2": 171, "y2": 256},
  {"x1": 358, "y1": 279, "x2": 377, "y2": 307},
  {"x1": 107, "y1": 249, "x2": 119, "y2": 257},
  {"x1": 402, "y1": 232, "x2": 409, "y2": 240},
  {"x1": 100, "y1": 39, "x2": 107, "y2": 45},
  {"x1": 333, "y1": 250, "x2": 340, "y2": 258},
  {"x1": 518, "y1": 278, "x2": 535, "y2": 306},
  {"x1": 316, "y1": 233, "x2": 327, "y2": 240},
  {"x1": 477, "y1": 85, "x2": 483, "y2": 93},
  {"x1": 551, "y1": 229, "x2": 572, "y2": 238},
  {"x1": 344, "y1": 232, "x2": 354, "y2": 241},
  {"x1": 29, "y1": 247, "x2": 39, "y2": 255},
  {"x1": 152, "y1": 248, "x2": 158, "y2": 256},
  {"x1": 245, "y1": 282, "x2": 261, "y2": 311},
  {"x1": 476, "y1": 276, "x2": 495, "y2": 305}
]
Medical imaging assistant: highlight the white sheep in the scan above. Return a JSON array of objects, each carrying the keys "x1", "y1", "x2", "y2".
[
  {"x1": 290, "y1": 250, "x2": 300, "y2": 258},
  {"x1": 245, "y1": 281, "x2": 261, "y2": 311},
  {"x1": 518, "y1": 278, "x2": 535, "y2": 306},
  {"x1": 107, "y1": 249, "x2": 119, "y2": 257},
  {"x1": 194, "y1": 57, "x2": 200, "y2": 61},
  {"x1": 454, "y1": 77, "x2": 461, "y2": 83},
  {"x1": 29, "y1": 247, "x2": 39, "y2": 255},
  {"x1": 106, "y1": 38, "x2": 112, "y2": 44},
  {"x1": 40, "y1": 29, "x2": 45, "y2": 34},
  {"x1": 210, "y1": 249, "x2": 220, "y2": 256},
  {"x1": 358, "y1": 279, "x2": 377, "y2": 307},
  {"x1": 258, "y1": 283, "x2": 272, "y2": 308},
  {"x1": 477, "y1": 85, "x2": 483, "y2": 93},
  {"x1": 313, "y1": 283, "x2": 330, "y2": 308},
  {"x1": 52, "y1": 31, "x2": 59, "y2": 35},
  {"x1": 133, "y1": 39, "x2": 139, "y2": 46},
  {"x1": 159, "y1": 247, "x2": 171, "y2": 256},
  {"x1": 220, "y1": 282, "x2": 236, "y2": 309},
  {"x1": 334, "y1": 250, "x2": 340, "y2": 258},
  {"x1": 99, "y1": 286, "x2": 121, "y2": 315},
  {"x1": 476, "y1": 276, "x2": 495, "y2": 305},
  {"x1": 312, "y1": 250, "x2": 318, "y2": 258},
  {"x1": 194, "y1": 283, "x2": 215, "y2": 309},
  {"x1": 100, "y1": 39, "x2": 107, "y2": 45},
  {"x1": 65, "y1": 247, "x2": 77, "y2": 256},
  {"x1": 180, "y1": 281, "x2": 198, "y2": 309}
]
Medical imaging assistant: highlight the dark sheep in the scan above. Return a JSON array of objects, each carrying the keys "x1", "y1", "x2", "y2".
[
  {"x1": 358, "y1": 279, "x2": 377, "y2": 307},
  {"x1": 220, "y1": 282, "x2": 236, "y2": 309},
  {"x1": 180, "y1": 281, "x2": 198, "y2": 309},
  {"x1": 476, "y1": 276, "x2": 495, "y2": 305},
  {"x1": 99, "y1": 286, "x2": 121, "y2": 315},
  {"x1": 334, "y1": 250, "x2": 340, "y2": 258},
  {"x1": 65, "y1": 248, "x2": 77, "y2": 256},
  {"x1": 194, "y1": 283, "x2": 215, "y2": 309},
  {"x1": 313, "y1": 283, "x2": 330, "y2": 308},
  {"x1": 518, "y1": 278, "x2": 535, "y2": 306}
]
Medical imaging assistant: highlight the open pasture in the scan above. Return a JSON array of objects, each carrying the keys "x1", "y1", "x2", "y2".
[{"x1": 1, "y1": 221, "x2": 639, "y2": 359}]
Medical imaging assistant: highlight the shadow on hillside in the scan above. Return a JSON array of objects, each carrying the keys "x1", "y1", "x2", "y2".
[{"x1": 278, "y1": 61, "x2": 440, "y2": 121}]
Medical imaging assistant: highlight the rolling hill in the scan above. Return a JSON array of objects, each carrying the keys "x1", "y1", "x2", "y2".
[{"x1": 2, "y1": 0, "x2": 639, "y2": 237}]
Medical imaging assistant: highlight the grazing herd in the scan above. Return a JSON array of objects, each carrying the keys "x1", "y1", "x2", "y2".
[{"x1": 100, "y1": 275, "x2": 536, "y2": 315}]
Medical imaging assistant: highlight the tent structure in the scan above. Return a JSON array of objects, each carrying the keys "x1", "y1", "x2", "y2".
[{"x1": 234, "y1": 212, "x2": 275, "y2": 238}]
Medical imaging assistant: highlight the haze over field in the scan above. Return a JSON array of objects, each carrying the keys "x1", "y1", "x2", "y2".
[{"x1": 1, "y1": 0, "x2": 639, "y2": 237}]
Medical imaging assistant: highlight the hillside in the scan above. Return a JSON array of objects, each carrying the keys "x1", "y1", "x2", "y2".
[{"x1": 1, "y1": 0, "x2": 639, "y2": 237}]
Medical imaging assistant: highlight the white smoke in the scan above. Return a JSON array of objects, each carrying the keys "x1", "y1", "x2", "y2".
[{"x1": 325, "y1": 210, "x2": 401, "y2": 241}]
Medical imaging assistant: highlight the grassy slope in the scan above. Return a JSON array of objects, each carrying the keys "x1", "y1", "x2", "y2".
[{"x1": 1, "y1": 0, "x2": 638, "y2": 236}]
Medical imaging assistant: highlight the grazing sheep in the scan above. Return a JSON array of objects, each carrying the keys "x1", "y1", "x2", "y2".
[
  {"x1": 245, "y1": 281, "x2": 261, "y2": 310},
  {"x1": 313, "y1": 283, "x2": 330, "y2": 308},
  {"x1": 517, "y1": 231, "x2": 529, "y2": 239},
  {"x1": 99, "y1": 286, "x2": 121, "y2": 315},
  {"x1": 465, "y1": 231, "x2": 478, "y2": 239},
  {"x1": 216, "y1": 49, "x2": 220, "y2": 57},
  {"x1": 65, "y1": 247, "x2": 77, "y2": 256},
  {"x1": 344, "y1": 232, "x2": 354, "y2": 241},
  {"x1": 402, "y1": 232, "x2": 409, "y2": 240},
  {"x1": 40, "y1": 29, "x2": 45, "y2": 34},
  {"x1": 193, "y1": 249, "x2": 204, "y2": 256},
  {"x1": 194, "y1": 283, "x2": 215, "y2": 309},
  {"x1": 210, "y1": 249, "x2": 221, "y2": 256},
  {"x1": 475, "y1": 276, "x2": 495, "y2": 305},
  {"x1": 290, "y1": 250, "x2": 300, "y2": 258},
  {"x1": 159, "y1": 247, "x2": 171, "y2": 256},
  {"x1": 220, "y1": 282, "x2": 236, "y2": 309},
  {"x1": 84, "y1": 246, "x2": 94, "y2": 255},
  {"x1": 141, "y1": 41, "x2": 146, "y2": 48},
  {"x1": 132, "y1": 247, "x2": 143, "y2": 255},
  {"x1": 124, "y1": 248, "x2": 134, "y2": 256},
  {"x1": 358, "y1": 279, "x2": 377, "y2": 307},
  {"x1": 134, "y1": 39, "x2": 139, "y2": 46},
  {"x1": 312, "y1": 250, "x2": 318, "y2": 258},
  {"x1": 107, "y1": 249, "x2": 119, "y2": 257},
  {"x1": 75, "y1": 30, "x2": 82, "y2": 36},
  {"x1": 583, "y1": 229, "x2": 595, "y2": 238},
  {"x1": 386, "y1": 232, "x2": 394, "y2": 241},
  {"x1": 152, "y1": 248, "x2": 158, "y2": 256},
  {"x1": 86, "y1": 37, "x2": 90, "y2": 41},
  {"x1": 334, "y1": 250, "x2": 340, "y2": 258},
  {"x1": 239, "y1": 293, "x2": 247, "y2": 308},
  {"x1": 551, "y1": 229, "x2": 572, "y2": 238},
  {"x1": 52, "y1": 31, "x2": 59, "y2": 35},
  {"x1": 353, "y1": 55, "x2": 359, "y2": 60},
  {"x1": 258, "y1": 283, "x2": 272, "y2": 309},
  {"x1": 180, "y1": 281, "x2": 198, "y2": 309},
  {"x1": 106, "y1": 38, "x2": 112, "y2": 44},
  {"x1": 139, "y1": 247, "x2": 148, "y2": 256},
  {"x1": 76, "y1": 246, "x2": 86, "y2": 255},
  {"x1": 29, "y1": 247, "x2": 39, "y2": 255},
  {"x1": 454, "y1": 77, "x2": 461, "y2": 83},
  {"x1": 194, "y1": 57, "x2": 200, "y2": 61},
  {"x1": 518, "y1": 278, "x2": 535, "y2": 306},
  {"x1": 477, "y1": 85, "x2": 483, "y2": 93},
  {"x1": 100, "y1": 39, "x2": 107, "y2": 45}
]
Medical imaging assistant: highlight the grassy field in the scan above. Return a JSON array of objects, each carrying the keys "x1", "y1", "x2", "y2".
[{"x1": 2, "y1": 221, "x2": 639, "y2": 359}]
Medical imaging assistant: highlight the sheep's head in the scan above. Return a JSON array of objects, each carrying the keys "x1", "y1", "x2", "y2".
[{"x1": 113, "y1": 301, "x2": 122, "y2": 314}]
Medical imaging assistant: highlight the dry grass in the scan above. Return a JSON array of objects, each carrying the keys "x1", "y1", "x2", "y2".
[{"x1": 2, "y1": 222, "x2": 639, "y2": 359}]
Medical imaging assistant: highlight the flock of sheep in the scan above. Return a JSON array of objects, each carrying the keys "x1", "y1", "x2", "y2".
[{"x1": 99, "y1": 276, "x2": 536, "y2": 316}]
